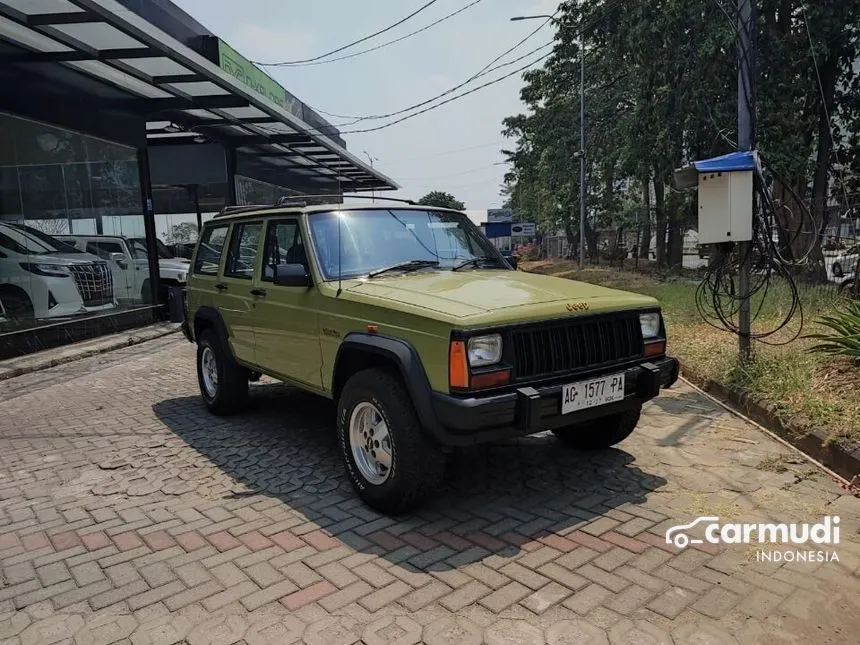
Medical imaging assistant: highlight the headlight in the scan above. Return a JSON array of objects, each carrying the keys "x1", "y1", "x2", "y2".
[
  {"x1": 20, "y1": 262, "x2": 71, "y2": 277},
  {"x1": 467, "y1": 334, "x2": 502, "y2": 367},
  {"x1": 639, "y1": 312, "x2": 661, "y2": 339}
]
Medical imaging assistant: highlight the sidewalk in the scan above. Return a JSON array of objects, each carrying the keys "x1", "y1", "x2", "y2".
[{"x1": 0, "y1": 322, "x2": 181, "y2": 382}]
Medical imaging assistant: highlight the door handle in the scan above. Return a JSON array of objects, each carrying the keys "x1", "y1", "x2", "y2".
[
  {"x1": 215, "y1": 282, "x2": 228, "y2": 291},
  {"x1": 250, "y1": 288, "x2": 267, "y2": 297}
]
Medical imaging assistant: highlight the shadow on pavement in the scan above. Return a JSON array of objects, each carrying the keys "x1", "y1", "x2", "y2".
[{"x1": 152, "y1": 382, "x2": 668, "y2": 572}]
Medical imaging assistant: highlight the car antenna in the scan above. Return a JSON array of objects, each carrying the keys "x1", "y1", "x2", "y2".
[{"x1": 336, "y1": 211, "x2": 343, "y2": 297}]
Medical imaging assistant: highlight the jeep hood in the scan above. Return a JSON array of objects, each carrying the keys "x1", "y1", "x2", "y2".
[{"x1": 346, "y1": 269, "x2": 658, "y2": 323}]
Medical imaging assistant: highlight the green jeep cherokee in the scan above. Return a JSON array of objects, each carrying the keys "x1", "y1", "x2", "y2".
[{"x1": 183, "y1": 201, "x2": 679, "y2": 513}]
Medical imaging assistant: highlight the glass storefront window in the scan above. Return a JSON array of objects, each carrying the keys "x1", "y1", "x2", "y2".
[{"x1": 0, "y1": 112, "x2": 150, "y2": 334}]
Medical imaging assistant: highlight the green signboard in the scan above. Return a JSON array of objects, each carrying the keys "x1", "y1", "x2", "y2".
[{"x1": 218, "y1": 39, "x2": 287, "y2": 109}]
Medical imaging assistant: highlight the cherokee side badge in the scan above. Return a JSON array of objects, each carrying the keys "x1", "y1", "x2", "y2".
[{"x1": 566, "y1": 302, "x2": 589, "y2": 312}]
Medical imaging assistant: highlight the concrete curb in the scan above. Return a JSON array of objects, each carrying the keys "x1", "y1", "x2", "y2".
[
  {"x1": 0, "y1": 324, "x2": 181, "y2": 382},
  {"x1": 679, "y1": 361, "x2": 860, "y2": 481}
]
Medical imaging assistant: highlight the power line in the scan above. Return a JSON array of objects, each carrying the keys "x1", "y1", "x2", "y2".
[
  {"x1": 257, "y1": 0, "x2": 485, "y2": 67},
  {"x1": 324, "y1": 51, "x2": 554, "y2": 135},
  {"x1": 310, "y1": 9, "x2": 560, "y2": 122},
  {"x1": 399, "y1": 162, "x2": 507, "y2": 181},
  {"x1": 251, "y1": 0, "x2": 442, "y2": 66},
  {"x1": 316, "y1": 42, "x2": 553, "y2": 126},
  {"x1": 391, "y1": 140, "x2": 508, "y2": 162},
  {"x1": 304, "y1": 2, "x2": 620, "y2": 137}
]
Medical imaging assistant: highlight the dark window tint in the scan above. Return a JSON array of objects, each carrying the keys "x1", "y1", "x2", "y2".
[
  {"x1": 224, "y1": 222, "x2": 262, "y2": 279},
  {"x1": 193, "y1": 225, "x2": 228, "y2": 276},
  {"x1": 262, "y1": 220, "x2": 307, "y2": 282},
  {"x1": 86, "y1": 241, "x2": 125, "y2": 259}
]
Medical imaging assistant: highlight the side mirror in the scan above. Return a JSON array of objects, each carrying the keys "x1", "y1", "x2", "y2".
[
  {"x1": 274, "y1": 263, "x2": 312, "y2": 287},
  {"x1": 110, "y1": 252, "x2": 128, "y2": 269}
]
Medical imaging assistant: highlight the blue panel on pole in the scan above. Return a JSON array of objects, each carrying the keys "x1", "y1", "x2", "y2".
[
  {"x1": 485, "y1": 222, "x2": 511, "y2": 238},
  {"x1": 693, "y1": 150, "x2": 755, "y2": 173}
]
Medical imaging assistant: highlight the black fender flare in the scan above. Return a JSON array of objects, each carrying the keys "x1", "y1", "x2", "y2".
[
  {"x1": 193, "y1": 307, "x2": 235, "y2": 359},
  {"x1": 333, "y1": 332, "x2": 444, "y2": 439}
]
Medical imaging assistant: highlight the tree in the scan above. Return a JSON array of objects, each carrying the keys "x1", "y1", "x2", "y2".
[
  {"x1": 165, "y1": 222, "x2": 198, "y2": 244},
  {"x1": 417, "y1": 191, "x2": 466, "y2": 210},
  {"x1": 500, "y1": 0, "x2": 860, "y2": 274}
]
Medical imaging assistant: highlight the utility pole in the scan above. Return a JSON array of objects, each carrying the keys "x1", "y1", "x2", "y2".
[
  {"x1": 737, "y1": 0, "x2": 755, "y2": 363},
  {"x1": 579, "y1": 27, "x2": 586, "y2": 269},
  {"x1": 363, "y1": 151, "x2": 378, "y2": 203},
  {"x1": 510, "y1": 14, "x2": 585, "y2": 267}
]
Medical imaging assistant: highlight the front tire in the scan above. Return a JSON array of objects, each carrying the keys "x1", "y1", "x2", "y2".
[
  {"x1": 196, "y1": 329, "x2": 249, "y2": 416},
  {"x1": 552, "y1": 404, "x2": 642, "y2": 450},
  {"x1": 337, "y1": 368, "x2": 444, "y2": 514},
  {"x1": 0, "y1": 290, "x2": 34, "y2": 330}
]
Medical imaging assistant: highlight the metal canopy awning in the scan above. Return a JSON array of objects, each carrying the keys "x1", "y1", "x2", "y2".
[{"x1": 0, "y1": 0, "x2": 399, "y2": 192}]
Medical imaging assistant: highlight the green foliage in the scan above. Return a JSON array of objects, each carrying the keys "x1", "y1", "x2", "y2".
[
  {"x1": 502, "y1": 0, "x2": 860, "y2": 267},
  {"x1": 166, "y1": 222, "x2": 198, "y2": 244},
  {"x1": 416, "y1": 191, "x2": 465, "y2": 211},
  {"x1": 806, "y1": 299, "x2": 860, "y2": 360}
]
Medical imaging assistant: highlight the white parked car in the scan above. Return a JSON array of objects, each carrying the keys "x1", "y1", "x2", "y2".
[
  {"x1": 57, "y1": 235, "x2": 191, "y2": 305},
  {"x1": 829, "y1": 244, "x2": 859, "y2": 280},
  {"x1": 0, "y1": 223, "x2": 116, "y2": 326}
]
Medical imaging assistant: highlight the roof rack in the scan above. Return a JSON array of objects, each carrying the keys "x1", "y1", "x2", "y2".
[
  {"x1": 214, "y1": 194, "x2": 421, "y2": 219},
  {"x1": 276, "y1": 194, "x2": 418, "y2": 206}
]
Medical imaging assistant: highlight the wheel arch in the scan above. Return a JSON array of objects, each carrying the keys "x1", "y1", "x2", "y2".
[
  {"x1": 193, "y1": 306, "x2": 234, "y2": 357},
  {"x1": 0, "y1": 283, "x2": 33, "y2": 304},
  {"x1": 332, "y1": 333, "x2": 443, "y2": 437}
]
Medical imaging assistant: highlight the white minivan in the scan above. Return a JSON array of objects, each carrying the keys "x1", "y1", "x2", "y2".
[
  {"x1": 0, "y1": 223, "x2": 116, "y2": 327},
  {"x1": 57, "y1": 235, "x2": 190, "y2": 305}
]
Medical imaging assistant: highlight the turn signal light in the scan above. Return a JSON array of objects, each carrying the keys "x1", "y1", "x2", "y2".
[
  {"x1": 644, "y1": 340, "x2": 666, "y2": 357},
  {"x1": 470, "y1": 369, "x2": 511, "y2": 390},
  {"x1": 449, "y1": 340, "x2": 469, "y2": 388}
]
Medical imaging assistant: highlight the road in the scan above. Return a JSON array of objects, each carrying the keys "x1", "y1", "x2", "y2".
[{"x1": 1, "y1": 337, "x2": 858, "y2": 645}]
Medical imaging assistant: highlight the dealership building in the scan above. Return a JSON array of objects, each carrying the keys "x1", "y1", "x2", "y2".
[{"x1": 0, "y1": 0, "x2": 398, "y2": 358}]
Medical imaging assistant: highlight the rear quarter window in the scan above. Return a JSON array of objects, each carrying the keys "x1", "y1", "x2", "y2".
[{"x1": 193, "y1": 225, "x2": 229, "y2": 276}]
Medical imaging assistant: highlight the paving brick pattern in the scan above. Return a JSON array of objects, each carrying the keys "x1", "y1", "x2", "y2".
[{"x1": 1, "y1": 338, "x2": 859, "y2": 644}]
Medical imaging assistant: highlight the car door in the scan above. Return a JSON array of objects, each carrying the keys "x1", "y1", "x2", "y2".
[
  {"x1": 126, "y1": 238, "x2": 153, "y2": 299},
  {"x1": 218, "y1": 221, "x2": 264, "y2": 367},
  {"x1": 251, "y1": 218, "x2": 323, "y2": 388}
]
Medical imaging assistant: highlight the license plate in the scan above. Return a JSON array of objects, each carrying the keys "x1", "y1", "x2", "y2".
[{"x1": 561, "y1": 373, "x2": 626, "y2": 414}]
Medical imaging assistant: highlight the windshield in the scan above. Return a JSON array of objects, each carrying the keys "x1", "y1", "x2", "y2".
[
  {"x1": 130, "y1": 237, "x2": 174, "y2": 259},
  {"x1": 0, "y1": 223, "x2": 81, "y2": 256},
  {"x1": 307, "y1": 208, "x2": 502, "y2": 280}
]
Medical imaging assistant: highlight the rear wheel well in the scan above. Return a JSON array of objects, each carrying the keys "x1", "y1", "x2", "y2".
[
  {"x1": 194, "y1": 315, "x2": 215, "y2": 343},
  {"x1": 333, "y1": 347, "x2": 402, "y2": 401}
]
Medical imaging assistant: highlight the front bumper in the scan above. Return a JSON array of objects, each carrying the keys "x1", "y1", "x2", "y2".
[{"x1": 429, "y1": 356, "x2": 679, "y2": 446}]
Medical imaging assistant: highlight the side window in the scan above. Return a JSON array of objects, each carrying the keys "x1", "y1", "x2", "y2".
[
  {"x1": 86, "y1": 241, "x2": 125, "y2": 260},
  {"x1": 262, "y1": 220, "x2": 306, "y2": 282},
  {"x1": 193, "y1": 225, "x2": 229, "y2": 276},
  {"x1": 224, "y1": 222, "x2": 263, "y2": 280}
]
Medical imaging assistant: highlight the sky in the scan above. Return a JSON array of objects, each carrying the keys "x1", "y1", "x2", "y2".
[{"x1": 171, "y1": 0, "x2": 562, "y2": 211}]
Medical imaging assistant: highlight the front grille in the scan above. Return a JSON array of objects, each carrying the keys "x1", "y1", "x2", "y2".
[
  {"x1": 69, "y1": 262, "x2": 114, "y2": 307},
  {"x1": 510, "y1": 314, "x2": 644, "y2": 380}
]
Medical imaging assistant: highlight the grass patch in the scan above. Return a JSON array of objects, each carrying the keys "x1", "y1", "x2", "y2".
[{"x1": 524, "y1": 261, "x2": 860, "y2": 444}]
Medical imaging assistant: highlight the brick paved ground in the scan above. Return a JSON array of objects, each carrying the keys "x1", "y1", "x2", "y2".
[{"x1": 1, "y1": 337, "x2": 858, "y2": 645}]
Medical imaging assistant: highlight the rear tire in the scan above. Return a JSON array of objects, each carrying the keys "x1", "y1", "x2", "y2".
[
  {"x1": 337, "y1": 368, "x2": 445, "y2": 514},
  {"x1": 552, "y1": 405, "x2": 642, "y2": 450},
  {"x1": 196, "y1": 329, "x2": 249, "y2": 416}
]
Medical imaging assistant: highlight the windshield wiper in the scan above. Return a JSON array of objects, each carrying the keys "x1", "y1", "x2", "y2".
[
  {"x1": 451, "y1": 256, "x2": 505, "y2": 271},
  {"x1": 367, "y1": 259, "x2": 440, "y2": 278}
]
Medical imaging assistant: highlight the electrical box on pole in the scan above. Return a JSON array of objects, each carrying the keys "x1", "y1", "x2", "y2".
[{"x1": 673, "y1": 150, "x2": 756, "y2": 245}]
